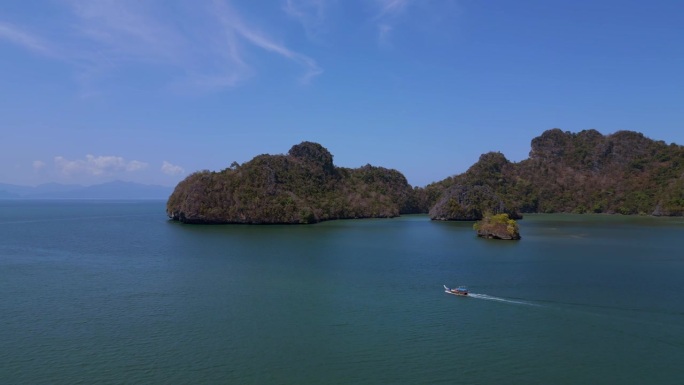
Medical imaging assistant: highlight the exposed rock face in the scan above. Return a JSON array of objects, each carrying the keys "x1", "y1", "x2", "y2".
[
  {"x1": 429, "y1": 184, "x2": 508, "y2": 221},
  {"x1": 426, "y1": 151, "x2": 523, "y2": 221},
  {"x1": 288, "y1": 141, "x2": 335, "y2": 174},
  {"x1": 475, "y1": 225, "x2": 521, "y2": 240}
]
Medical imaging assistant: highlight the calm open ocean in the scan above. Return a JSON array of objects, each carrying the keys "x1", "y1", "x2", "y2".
[{"x1": 1, "y1": 200, "x2": 683, "y2": 384}]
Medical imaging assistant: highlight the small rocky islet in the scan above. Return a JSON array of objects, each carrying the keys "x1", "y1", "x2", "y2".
[{"x1": 473, "y1": 213, "x2": 521, "y2": 240}]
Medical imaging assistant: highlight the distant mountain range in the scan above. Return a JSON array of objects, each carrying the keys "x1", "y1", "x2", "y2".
[{"x1": 0, "y1": 181, "x2": 173, "y2": 200}]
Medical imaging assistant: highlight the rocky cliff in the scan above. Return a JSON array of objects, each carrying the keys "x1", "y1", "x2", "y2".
[{"x1": 167, "y1": 142, "x2": 417, "y2": 224}]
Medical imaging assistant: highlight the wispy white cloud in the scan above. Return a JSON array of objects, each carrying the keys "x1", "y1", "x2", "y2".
[
  {"x1": 63, "y1": 0, "x2": 250, "y2": 90},
  {"x1": 0, "y1": 21, "x2": 52, "y2": 55},
  {"x1": 54, "y1": 155, "x2": 149, "y2": 176},
  {"x1": 161, "y1": 161, "x2": 185, "y2": 176},
  {"x1": 126, "y1": 160, "x2": 148, "y2": 172},
  {"x1": 283, "y1": 0, "x2": 332, "y2": 40},
  {"x1": 376, "y1": 0, "x2": 463, "y2": 47},
  {"x1": 376, "y1": 0, "x2": 411, "y2": 19},
  {"x1": 377, "y1": 24, "x2": 393, "y2": 47},
  {"x1": 213, "y1": 0, "x2": 322, "y2": 84},
  {"x1": 2, "y1": 0, "x2": 321, "y2": 91},
  {"x1": 33, "y1": 160, "x2": 46, "y2": 170},
  {"x1": 373, "y1": 0, "x2": 412, "y2": 46},
  {"x1": 65, "y1": 0, "x2": 184, "y2": 63}
]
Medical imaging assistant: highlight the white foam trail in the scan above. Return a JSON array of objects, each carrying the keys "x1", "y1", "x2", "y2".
[{"x1": 468, "y1": 293, "x2": 537, "y2": 306}]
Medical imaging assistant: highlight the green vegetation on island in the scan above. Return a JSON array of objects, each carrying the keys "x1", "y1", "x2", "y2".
[
  {"x1": 427, "y1": 129, "x2": 684, "y2": 216},
  {"x1": 167, "y1": 142, "x2": 418, "y2": 224},
  {"x1": 473, "y1": 213, "x2": 521, "y2": 240},
  {"x1": 167, "y1": 129, "x2": 684, "y2": 225}
]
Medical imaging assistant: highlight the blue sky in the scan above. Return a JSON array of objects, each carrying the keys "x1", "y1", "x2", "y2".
[{"x1": 1, "y1": 0, "x2": 682, "y2": 187}]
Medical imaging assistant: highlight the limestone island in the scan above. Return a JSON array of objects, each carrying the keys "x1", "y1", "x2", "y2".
[
  {"x1": 166, "y1": 142, "x2": 421, "y2": 224},
  {"x1": 167, "y1": 128, "x2": 684, "y2": 227},
  {"x1": 166, "y1": 141, "x2": 520, "y2": 225}
]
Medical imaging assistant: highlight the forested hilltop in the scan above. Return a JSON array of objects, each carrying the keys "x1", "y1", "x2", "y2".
[
  {"x1": 167, "y1": 142, "x2": 420, "y2": 224},
  {"x1": 167, "y1": 129, "x2": 684, "y2": 224},
  {"x1": 427, "y1": 129, "x2": 684, "y2": 217}
]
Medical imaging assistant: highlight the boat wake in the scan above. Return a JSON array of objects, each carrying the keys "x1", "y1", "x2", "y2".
[{"x1": 468, "y1": 293, "x2": 537, "y2": 306}]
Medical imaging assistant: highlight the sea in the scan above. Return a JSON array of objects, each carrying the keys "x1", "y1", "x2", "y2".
[{"x1": 1, "y1": 200, "x2": 683, "y2": 385}]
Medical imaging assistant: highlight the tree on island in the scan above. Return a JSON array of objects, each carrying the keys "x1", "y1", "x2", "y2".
[{"x1": 473, "y1": 213, "x2": 521, "y2": 240}]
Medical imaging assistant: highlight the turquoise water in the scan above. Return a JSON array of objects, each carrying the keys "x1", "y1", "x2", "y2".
[{"x1": 1, "y1": 200, "x2": 683, "y2": 384}]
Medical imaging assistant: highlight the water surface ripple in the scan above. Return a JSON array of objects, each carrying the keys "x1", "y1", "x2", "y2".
[{"x1": 1, "y1": 201, "x2": 683, "y2": 384}]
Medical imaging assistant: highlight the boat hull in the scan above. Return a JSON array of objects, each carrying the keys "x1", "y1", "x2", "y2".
[
  {"x1": 444, "y1": 290, "x2": 468, "y2": 296},
  {"x1": 443, "y1": 285, "x2": 468, "y2": 296}
]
